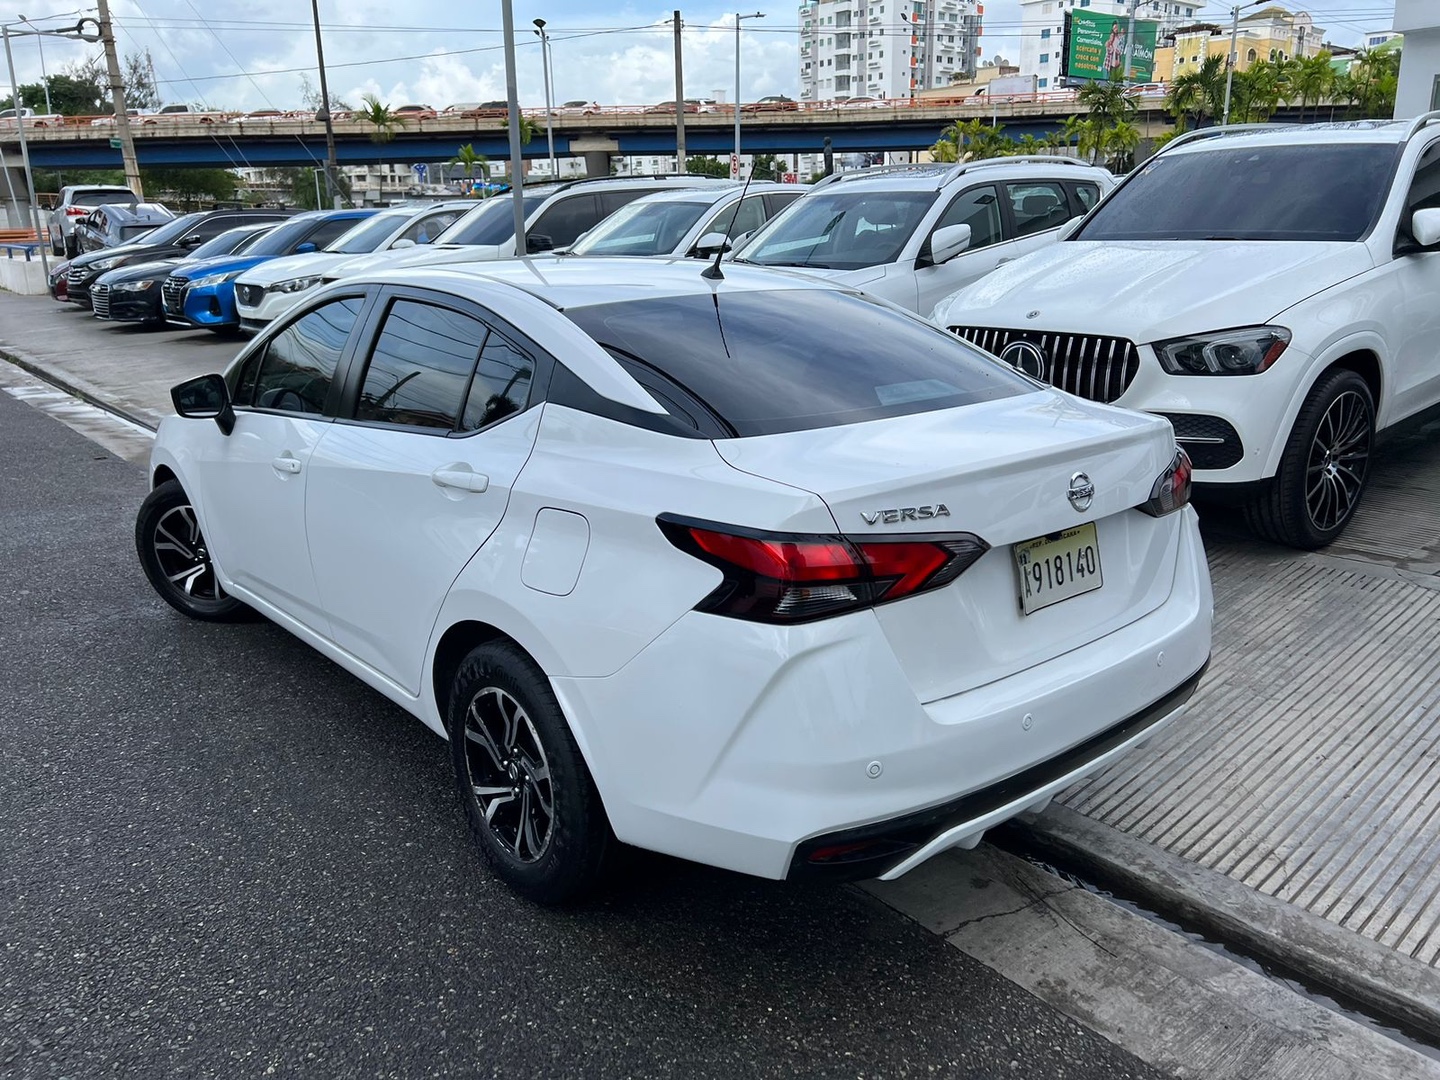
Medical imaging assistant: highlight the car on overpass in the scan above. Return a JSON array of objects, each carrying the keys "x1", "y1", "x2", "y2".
[
  {"x1": 730, "y1": 159, "x2": 1115, "y2": 314},
  {"x1": 565, "y1": 183, "x2": 804, "y2": 259},
  {"x1": 138, "y1": 255, "x2": 1210, "y2": 903},
  {"x1": 162, "y1": 209, "x2": 377, "y2": 333}
]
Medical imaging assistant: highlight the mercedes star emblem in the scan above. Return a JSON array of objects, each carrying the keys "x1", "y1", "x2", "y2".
[{"x1": 999, "y1": 339, "x2": 1048, "y2": 382}]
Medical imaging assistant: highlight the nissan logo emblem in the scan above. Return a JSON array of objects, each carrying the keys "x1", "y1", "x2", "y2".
[
  {"x1": 1068, "y1": 472, "x2": 1095, "y2": 513},
  {"x1": 999, "y1": 339, "x2": 1048, "y2": 382}
]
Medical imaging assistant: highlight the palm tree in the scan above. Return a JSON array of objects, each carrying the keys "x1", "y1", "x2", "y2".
[
  {"x1": 1344, "y1": 48, "x2": 1400, "y2": 118},
  {"x1": 1104, "y1": 120, "x2": 1141, "y2": 171},
  {"x1": 451, "y1": 143, "x2": 489, "y2": 195},
  {"x1": 1288, "y1": 52, "x2": 1336, "y2": 122},
  {"x1": 1170, "y1": 55, "x2": 1226, "y2": 126},
  {"x1": 1077, "y1": 76, "x2": 1136, "y2": 132},
  {"x1": 359, "y1": 95, "x2": 407, "y2": 198},
  {"x1": 1014, "y1": 133, "x2": 1042, "y2": 156},
  {"x1": 940, "y1": 119, "x2": 1014, "y2": 161}
]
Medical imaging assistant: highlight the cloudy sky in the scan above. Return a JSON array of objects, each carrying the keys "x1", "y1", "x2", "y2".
[{"x1": 6, "y1": 0, "x2": 1379, "y2": 114}]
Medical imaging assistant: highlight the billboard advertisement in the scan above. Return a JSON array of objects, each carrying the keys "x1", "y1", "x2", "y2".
[{"x1": 1062, "y1": 10, "x2": 1159, "y2": 82}]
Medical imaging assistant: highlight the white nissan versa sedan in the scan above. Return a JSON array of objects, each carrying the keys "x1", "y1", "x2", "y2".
[{"x1": 136, "y1": 258, "x2": 1212, "y2": 904}]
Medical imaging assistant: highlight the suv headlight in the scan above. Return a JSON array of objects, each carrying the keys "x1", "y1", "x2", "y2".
[
  {"x1": 270, "y1": 275, "x2": 323, "y2": 294},
  {"x1": 189, "y1": 270, "x2": 243, "y2": 289},
  {"x1": 1153, "y1": 326, "x2": 1291, "y2": 376}
]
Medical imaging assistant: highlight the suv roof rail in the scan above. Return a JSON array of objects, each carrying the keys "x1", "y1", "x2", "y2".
[
  {"x1": 1153, "y1": 122, "x2": 1297, "y2": 157},
  {"x1": 814, "y1": 156, "x2": 1095, "y2": 192},
  {"x1": 1405, "y1": 110, "x2": 1440, "y2": 140}
]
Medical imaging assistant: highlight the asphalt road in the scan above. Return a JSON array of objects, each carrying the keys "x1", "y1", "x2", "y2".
[{"x1": 0, "y1": 387, "x2": 1167, "y2": 1079}]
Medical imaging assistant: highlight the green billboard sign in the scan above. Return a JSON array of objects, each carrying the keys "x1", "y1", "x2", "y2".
[{"x1": 1063, "y1": 9, "x2": 1159, "y2": 82}]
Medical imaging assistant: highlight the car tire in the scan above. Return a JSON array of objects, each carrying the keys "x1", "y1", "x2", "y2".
[
  {"x1": 51, "y1": 234, "x2": 63, "y2": 256},
  {"x1": 448, "y1": 641, "x2": 612, "y2": 905},
  {"x1": 1244, "y1": 368, "x2": 1374, "y2": 550},
  {"x1": 135, "y1": 479, "x2": 253, "y2": 622},
  {"x1": 63, "y1": 235, "x2": 78, "y2": 259}
]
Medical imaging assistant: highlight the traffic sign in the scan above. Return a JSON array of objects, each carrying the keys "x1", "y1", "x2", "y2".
[{"x1": 108, "y1": 138, "x2": 122, "y2": 149}]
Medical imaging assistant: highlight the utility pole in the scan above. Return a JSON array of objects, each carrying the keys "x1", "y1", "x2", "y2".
[
  {"x1": 733, "y1": 12, "x2": 765, "y2": 180},
  {"x1": 96, "y1": 0, "x2": 143, "y2": 199},
  {"x1": 1221, "y1": 3, "x2": 1241, "y2": 125},
  {"x1": 533, "y1": 20, "x2": 557, "y2": 179},
  {"x1": 310, "y1": 0, "x2": 340, "y2": 206},
  {"x1": 672, "y1": 11, "x2": 687, "y2": 172},
  {"x1": 1123, "y1": 0, "x2": 1138, "y2": 82},
  {"x1": 502, "y1": 0, "x2": 527, "y2": 255}
]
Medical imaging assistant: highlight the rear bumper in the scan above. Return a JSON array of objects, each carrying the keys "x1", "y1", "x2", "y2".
[{"x1": 551, "y1": 508, "x2": 1213, "y2": 881}]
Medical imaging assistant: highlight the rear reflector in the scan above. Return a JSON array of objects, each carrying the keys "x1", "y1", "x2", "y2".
[
  {"x1": 659, "y1": 515, "x2": 989, "y2": 624},
  {"x1": 1139, "y1": 448, "x2": 1193, "y2": 517}
]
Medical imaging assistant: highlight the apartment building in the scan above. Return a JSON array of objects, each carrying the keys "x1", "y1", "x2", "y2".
[{"x1": 799, "y1": 0, "x2": 984, "y2": 103}]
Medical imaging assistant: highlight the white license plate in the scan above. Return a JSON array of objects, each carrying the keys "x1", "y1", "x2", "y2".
[{"x1": 1014, "y1": 523, "x2": 1103, "y2": 615}]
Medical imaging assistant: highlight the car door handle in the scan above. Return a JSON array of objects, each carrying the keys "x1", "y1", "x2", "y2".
[
  {"x1": 996, "y1": 258, "x2": 1015, "y2": 266},
  {"x1": 271, "y1": 454, "x2": 302, "y2": 476},
  {"x1": 432, "y1": 466, "x2": 489, "y2": 494}
]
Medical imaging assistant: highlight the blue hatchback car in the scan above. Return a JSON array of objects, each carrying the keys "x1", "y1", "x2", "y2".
[{"x1": 161, "y1": 209, "x2": 375, "y2": 332}]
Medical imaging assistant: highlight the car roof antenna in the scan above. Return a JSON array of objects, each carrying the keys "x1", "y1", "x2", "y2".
[{"x1": 701, "y1": 168, "x2": 755, "y2": 282}]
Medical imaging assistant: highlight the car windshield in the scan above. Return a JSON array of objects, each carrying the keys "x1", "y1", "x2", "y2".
[
  {"x1": 128, "y1": 212, "x2": 207, "y2": 247},
  {"x1": 734, "y1": 190, "x2": 934, "y2": 270},
  {"x1": 1075, "y1": 142, "x2": 1399, "y2": 242},
  {"x1": 246, "y1": 216, "x2": 340, "y2": 257},
  {"x1": 563, "y1": 289, "x2": 1031, "y2": 436},
  {"x1": 325, "y1": 213, "x2": 411, "y2": 254},
  {"x1": 188, "y1": 225, "x2": 275, "y2": 260},
  {"x1": 434, "y1": 194, "x2": 550, "y2": 246},
  {"x1": 569, "y1": 199, "x2": 714, "y2": 256}
]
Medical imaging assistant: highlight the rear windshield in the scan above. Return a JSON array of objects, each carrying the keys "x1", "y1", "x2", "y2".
[
  {"x1": 73, "y1": 190, "x2": 137, "y2": 207},
  {"x1": 435, "y1": 194, "x2": 549, "y2": 246},
  {"x1": 1075, "y1": 142, "x2": 1398, "y2": 242},
  {"x1": 562, "y1": 289, "x2": 1031, "y2": 436},
  {"x1": 735, "y1": 190, "x2": 935, "y2": 270}
]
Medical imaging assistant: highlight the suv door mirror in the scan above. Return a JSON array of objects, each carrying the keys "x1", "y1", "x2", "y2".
[
  {"x1": 1412, "y1": 208, "x2": 1440, "y2": 249},
  {"x1": 928, "y1": 223, "x2": 972, "y2": 266},
  {"x1": 390, "y1": 238, "x2": 416, "y2": 249},
  {"x1": 526, "y1": 232, "x2": 555, "y2": 252},
  {"x1": 692, "y1": 231, "x2": 732, "y2": 257},
  {"x1": 171, "y1": 373, "x2": 235, "y2": 435},
  {"x1": 180, "y1": 233, "x2": 203, "y2": 247}
]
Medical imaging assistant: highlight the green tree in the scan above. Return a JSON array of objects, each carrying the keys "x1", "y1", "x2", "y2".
[
  {"x1": 1168, "y1": 54, "x2": 1226, "y2": 127},
  {"x1": 1103, "y1": 120, "x2": 1141, "y2": 171},
  {"x1": 359, "y1": 94, "x2": 407, "y2": 142},
  {"x1": 140, "y1": 167, "x2": 240, "y2": 207},
  {"x1": 1286, "y1": 52, "x2": 1336, "y2": 122},
  {"x1": 123, "y1": 49, "x2": 162, "y2": 111},
  {"x1": 937, "y1": 119, "x2": 1014, "y2": 161},
  {"x1": 451, "y1": 143, "x2": 490, "y2": 194},
  {"x1": 749, "y1": 153, "x2": 783, "y2": 180},
  {"x1": 685, "y1": 155, "x2": 730, "y2": 178},
  {"x1": 1076, "y1": 76, "x2": 1138, "y2": 167},
  {"x1": 1340, "y1": 47, "x2": 1400, "y2": 119}
]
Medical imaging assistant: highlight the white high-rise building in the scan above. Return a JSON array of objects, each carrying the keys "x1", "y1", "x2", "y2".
[
  {"x1": 1018, "y1": 0, "x2": 1207, "y2": 90},
  {"x1": 799, "y1": 0, "x2": 983, "y2": 104}
]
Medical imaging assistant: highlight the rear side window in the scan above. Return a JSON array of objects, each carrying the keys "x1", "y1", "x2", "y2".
[
  {"x1": 532, "y1": 195, "x2": 599, "y2": 248},
  {"x1": 1006, "y1": 181, "x2": 1071, "y2": 237},
  {"x1": 240, "y1": 297, "x2": 364, "y2": 413},
  {"x1": 698, "y1": 195, "x2": 767, "y2": 242},
  {"x1": 120, "y1": 225, "x2": 153, "y2": 241},
  {"x1": 563, "y1": 290, "x2": 1031, "y2": 436},
  {"x1": 355, "y1": 300, "x2": 486, "y2": 430},
  {"x1": 462, "y1": 334, "x2": 535, "y2": 430},
  {"x1": 1070, "y1": 182, "x2": 1101, "y2": 212}
]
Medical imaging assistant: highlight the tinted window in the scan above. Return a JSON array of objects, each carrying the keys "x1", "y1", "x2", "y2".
[
  {"x1": 764, "y1": 190, "x2": 805, "y2": 216},
  {"x1": 698, "y1": 195, "x2": 767, "y2": 243},
  {"x1": 934, "y1": 185, "x2": 1002, "y2": 248},
  {"x1": 563, "y1": 290, "x2": 1030, "y2": 436},
  {"x1": 120, "y1": 225, "x2": 155, "y2": 241},
  {"x1": 129, "y1": 212, "x2": 208, "y2": 247},
  {"x1": 462, "y1": 334, "x2": 534, "y2": 430},
  {"x1": 73, "y1": 190, "x2": 137, "y2": 207},
  {"x1": 355, "y1": 300, "x2": 483, "y2": 430},
  {"x1": 189, "y1": 225, "x2": 274, "y2": 261},
  {"x1": 247, "y1": 298, "x2": 364, "y2": 413},
  {"x1": 1076, "y1": 143, "x2": 1397, "y2": 242},
  {"x1": 401, "y1": 209, "x2": 463, "y2": 244},
  {"x1": 531, "y1": 194, "x2": 599, "y2": 247},
  {"x1": 246, "y1": 215, "x2": 365, "y2": 258},
  {"x1": 1070, "y1": 182, "x2": 1101, "y2": 212},
  {"x1": 438, "y1": 194, "x2": 550, "y2": 245},
  {"x1": 1006, "y1": 181, "x2": 1071, "y2": 237},
  {"x1": 302, "y1": 217, "x2": 364, "y2": 251},
  {"x1": 570, "y1": 199, "x2": 712, "y2": 256},
  {"x1": 736, "y1": 191, "x2": 935, "y2": 270},
  {"x1": 1399, "y1": 140, "x2": 1440, "y2": 248}
]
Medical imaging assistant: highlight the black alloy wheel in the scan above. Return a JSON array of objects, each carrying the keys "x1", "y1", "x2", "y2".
[{"x1": 135, "y1": 479, "x2": 252, "y2": 621}]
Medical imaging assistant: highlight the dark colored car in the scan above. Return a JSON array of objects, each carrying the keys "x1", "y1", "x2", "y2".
[
  {"x1": 65, "y1": 208, "x2": 298, "y2": 308},
  {"x1": 162, "y1": 209, "x2": 376, "y2": 332},
  {"x1": 73, "y1": 203, "x2": 176, "y2": 254},
  {"x1": 742, "y1": 95, "x2": 798, "y2": 113},
  {"x1": 91, "y1": 222, "x2": 282, "y2": 326}
]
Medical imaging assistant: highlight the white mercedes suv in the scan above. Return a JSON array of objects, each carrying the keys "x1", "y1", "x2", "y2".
[
  {"x1": 136, "y1": 257, "x2": 1211, "y2": 903},
  {"x1": 729, "y1": 159, "x2": 1116, "y2": 313},
  {"x1": 933, "y1": 115, "x2": 1440, "y2": 549}
]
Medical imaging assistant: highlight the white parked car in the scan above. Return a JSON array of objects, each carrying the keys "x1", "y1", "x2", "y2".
[
  {"x1": 729, "y1": 159, "x2": 1115, "y2": 313},
  {"x1": 137, "y1": 257, "x2": 1211, "y2": 904},
  {"x1": 233, "y1": 200, "x2": 470, "y2": 330},
  {"x1": 566, "y1": 183, "x2": 804, "y2": 258},
  {"x1": 932, "y1": 116, "x2": 1440, "y2": 549},
  {"x1": 49, "y1": 183, "x2": 140, "y2": 257}
]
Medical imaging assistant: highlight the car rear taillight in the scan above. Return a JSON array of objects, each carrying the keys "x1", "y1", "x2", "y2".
[
  {"x1": 1139, "y1": 448, "x2": 1192, "y2": 517},
  {"x1": 658, "y1": 515, "x2": 989, "y2": 624},
  {"x1": 65, "y1": 206, "x2": 90, "y2": 216}
]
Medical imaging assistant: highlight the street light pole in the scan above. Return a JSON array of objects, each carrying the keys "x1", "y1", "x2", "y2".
[
  {"x1": 733, "y1": 12, "x2": 765, "y2": 180},
  {"x1": 310, "y1": 0, "x2": 340, "y2": 206},
  {"x1": 1222, "y1": 3, "x2": 1241, "y2": 125},
  {"x1": 16, "y1": 17, "x2": 52, "y2": 116},
  {"x1": 533, "y1": 20, "x2": 557, "y2": 180}
]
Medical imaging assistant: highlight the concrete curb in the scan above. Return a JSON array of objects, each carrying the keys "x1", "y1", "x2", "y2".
[
  {"x1": 1009, "y1": 804, "x2": 1440, "y2": 1045},
  {"x1": 0, "y1": 344, "x2": 160, "y2": 432}
]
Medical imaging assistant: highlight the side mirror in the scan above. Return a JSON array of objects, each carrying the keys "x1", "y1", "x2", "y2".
[
  {"x1": 926, "y1": 223, "x2": 972, "y2": 266},
  {"x1": 295, "y1": 242, "x2": 317, "y2": 254},
  {"x1": 526, "y1": 232, "x2": 555, "y2": 252},
  {"x1": 692, "y1": 231, "x2": 732, "y2": 257},
  {"x1": 1058, "y1": 216, "x2": 1085, "y2": 241},
  {"x1": 171, "y1": 373, "x2": 235, "y2": 435},
  {"x1": 1413, "y1": 208, "x2": 1440, "y2": 249},
  {"x1": 390, "y1": 238, "x2": 416, "y2": 249},
  {"x1": 180, "y1": 234, "x2": 203, "y2": 247}
]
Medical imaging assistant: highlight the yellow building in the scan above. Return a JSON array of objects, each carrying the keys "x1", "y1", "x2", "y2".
[{"x1": 1162, "y1": 7, "x2": 1326, "y2": 83}]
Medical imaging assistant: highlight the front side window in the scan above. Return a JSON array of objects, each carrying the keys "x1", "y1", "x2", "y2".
[
  {"x1": 1398, "y1": 140, "x2": 1440, "y2": 249},
  {"x1": 300, "y1": 216, "x2": 365, "y2": 252},
  {"x1": 736, "y1": 190, "x2": 935, "y2": 270},
  {"x1": 934, "y1": 185, "x2": 1002, "y2": 249},
  {"x1": 241, "y1": 297, "x2": 364, "y2": 413},
  {"x1": 531, "y1": 195, "x2": 601, "y2": 248},
  {"x1": 401, "y1": 209, "x2": 463, "y2": 245},
  {"x1": 1075, "y1": 143, "x2": 1397, "y2": 242},
  {"x1": 570, "y1": 199, "x2": 713, "y2": 256},
  {"x1": 1006, "y1": 181, "x2": 1071, "y2": 237},
  {"x1": 355, "y1": 300, "x2": 487, "y2": 431},
  {"x1": 698, "y1": 195, "x2": 768, "y2": 243}
]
